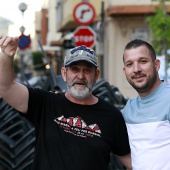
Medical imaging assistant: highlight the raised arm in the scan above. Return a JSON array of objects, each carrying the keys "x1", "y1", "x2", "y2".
[{"x1": 0, "y1": 35, "x2": 29, "y2": 114}]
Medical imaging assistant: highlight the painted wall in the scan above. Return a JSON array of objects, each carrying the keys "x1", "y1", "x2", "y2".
[{"x1": 104, "y1": 15, "x2": 152, "y2": 98}]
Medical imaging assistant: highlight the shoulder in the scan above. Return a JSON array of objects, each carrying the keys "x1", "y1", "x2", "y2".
[
  {"x1": 27, "y1": 87, "x2": 66, "y2": 100},
  {"x1": 97, "y1": 98, "x2": 123, "y2": 117},
  {"x1": 121, "y1": 97, "x2": 138, "y2": 113},
  {"x1": 27, "y1": 87, "x2": 47, "y2": 94},
  {"x1": 163, "y1": 82, "x2": 170, "y2": 92},
  {"x1": 98, "y1": 97, "x2": 117, "y2": 109}
]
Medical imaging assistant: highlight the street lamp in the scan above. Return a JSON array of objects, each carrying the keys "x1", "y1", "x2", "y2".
[
  {"x1": 19, "y1": 2, "x2": 27, "y2": 13},
  {"x1": 19, "y1": 2, "x2": 27, "y2": 34}
]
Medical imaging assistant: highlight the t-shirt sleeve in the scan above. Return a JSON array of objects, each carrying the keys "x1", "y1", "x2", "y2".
[{"x1": 25, "y1": 87, "x2": 50, "y2": 127}]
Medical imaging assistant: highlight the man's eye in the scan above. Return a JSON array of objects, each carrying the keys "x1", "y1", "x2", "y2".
[
  {"x1": 126, "y1": 63, "x2": 132, "y2": 67},
  {"x1": 141, "y1": 60, "x2": 147, "y2": 63},
  {"x1": 71, "y1": 67, "x2": 78, "y2": 71},
  {"x1": 84, "y1": 68, "x2": 91, "y2": 74}
]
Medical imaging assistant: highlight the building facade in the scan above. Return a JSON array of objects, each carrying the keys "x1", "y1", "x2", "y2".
[{"x1": 37, "y1": 0, "x2": 170, "y2": 98}]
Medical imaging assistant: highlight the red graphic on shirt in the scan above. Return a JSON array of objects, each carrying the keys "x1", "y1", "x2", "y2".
[
  {"x1": 54, "y1": 116, "x2": 101, "y2": 138},
  {"x1": 75, "y1": 117, "x2": 82, "y2": 128},
  {"x1": 67, "y1": 117, "x2": 74, "y2": 126},
  {"x1": 86, "y1": 124, "x2": 100, "y2": 132}
]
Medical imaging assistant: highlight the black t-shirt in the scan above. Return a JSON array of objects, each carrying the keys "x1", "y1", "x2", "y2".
[{"x1": 24, "y1": 87, "x2": 130, "y2": 170}]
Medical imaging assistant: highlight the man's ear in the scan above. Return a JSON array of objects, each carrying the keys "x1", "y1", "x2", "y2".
[
  {"x1": 61, "y1": 67, "x2": 67, "y2": 82},
  {"x1": 123, "y1": 67, "x2": 125, "y2": 74},
  {"x1": 154, "y1": 59, "x2": 160, "y2": 71},
  {"x1": 95, "y1": 69, "x2": 100, "y2": 81}
]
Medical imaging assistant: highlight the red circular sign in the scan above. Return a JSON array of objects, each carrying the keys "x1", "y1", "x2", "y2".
[
  {"x1": 18, "y1": 34, "x2": 31, "y2": 50},
  {"x1": 73, "y1": 26, "x2": 96, "y2": 48},
  {"x1": 73, "y1": 2, "x2": 96, "y2": 25}
]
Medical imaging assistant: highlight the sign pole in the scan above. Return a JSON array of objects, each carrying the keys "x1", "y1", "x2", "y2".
[
  {"x1": 100, "y1": 1, "x2": 105, "y2": 79},
  {"x1": 19, "y1": 2, "x2": 27, "y2": 83},
  {"x1": 18, "y1": 2, "x2": 31, "y2": 86}
]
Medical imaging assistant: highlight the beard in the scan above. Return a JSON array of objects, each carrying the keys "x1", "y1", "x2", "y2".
[
  {"x1": 67, "y1": 78, "x2": 95, "y2": 100},
  {"x1": 126, "y1": 69, "x2": 157, "y2": 94}
]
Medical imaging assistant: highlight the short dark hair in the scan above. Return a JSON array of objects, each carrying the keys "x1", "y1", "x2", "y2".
[{"x1": 123, "y1": 39, "x2": 156, "y2": 62}]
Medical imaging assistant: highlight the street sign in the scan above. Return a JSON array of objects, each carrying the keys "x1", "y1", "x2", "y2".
[
  {"x1": 73, "y1": 2, "x2": 96, "y2": 25},
  {"x1": 73, "y1": 26, "x2": 96, "y2": 48},
  {"x1": 18, "y1": 34, "x2": 31, "y2": 50},
  {"x1": 63, "y1": 39, "x2": 75, "y2": 49}
]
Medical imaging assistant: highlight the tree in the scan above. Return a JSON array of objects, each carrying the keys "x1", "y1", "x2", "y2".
[
  {"x1": 32, "y1": 51, "x2": 45, "y2": 71},
  {"x1": 146, "y1": 0, "x2": 170, "y2": 80}
]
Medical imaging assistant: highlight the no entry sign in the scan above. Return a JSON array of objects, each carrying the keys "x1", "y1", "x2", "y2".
[
  {"x1": 73, "y1": 26, "x2": 96, "y2": 48},
  {"x1": 73, "y1": 2, "x2": 96, "y2": 25}
]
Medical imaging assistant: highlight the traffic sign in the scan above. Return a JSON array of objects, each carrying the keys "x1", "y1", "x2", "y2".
[
  {"x1": 73, "y1": 2, "x2": 96, "y2": 25},
  {"x1": 73, "y1": 26, "x2": 96, "y2": 48},
  {"x1": 18, "y1": 34, "x2": 31, "y2": 50},
  {"x1": 63, "y1": 39, "x2": 75, "y2": 49}
]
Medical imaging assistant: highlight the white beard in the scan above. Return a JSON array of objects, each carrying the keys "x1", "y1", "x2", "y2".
[{"x1": 68, "y1": 85, "x2": 91, "y2": 99}]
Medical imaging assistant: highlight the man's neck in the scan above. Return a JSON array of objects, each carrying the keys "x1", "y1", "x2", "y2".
[{"x1": 139, "y1": 79, "x2": 162, "y2": 97}]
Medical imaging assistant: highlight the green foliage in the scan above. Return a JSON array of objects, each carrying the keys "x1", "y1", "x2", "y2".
[
  {"x1": 146, "y1": 8, "x2": 170, "y2": 56},
  {"x1": 32, "y1": 51, "x2": 45, "y2": 71},
  {"x1": 146, "y1": 4, "x2": 170, "y2": 64},
  {"x1": 152, "y1": 0, "x2": 170, "y2": 2}
]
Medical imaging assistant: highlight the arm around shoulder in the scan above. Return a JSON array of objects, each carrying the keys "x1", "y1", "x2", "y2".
[{"x1": 116, "y1": 153, "x2": 132, "y2": 170}]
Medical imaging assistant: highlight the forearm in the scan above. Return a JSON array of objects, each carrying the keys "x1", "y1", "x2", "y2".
[
  {"x1": 116, "y1": 153, "x2": 132, "y2": 170},
  {"x1": 0, "y1": 36, "x2": 18, "y2": 94},
  {"x1": 0, "y1": 36, "x2": 29, "y2": 113},
  {"x1": 0, "y1": 51, "x2": 15, "y2": 94}
]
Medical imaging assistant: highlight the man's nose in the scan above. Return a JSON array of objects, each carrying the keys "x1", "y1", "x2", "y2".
[
  {"x1": 133, "y1": 63, "x2": 141, "y2": 72},
  {"x1": 77, "y1": 70, "x2": 85, "y2": 79}
]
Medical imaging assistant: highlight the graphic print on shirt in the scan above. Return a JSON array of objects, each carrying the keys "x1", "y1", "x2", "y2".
[{"x1": 54, "y1": 115, "x2": 101, "y2": 138}]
